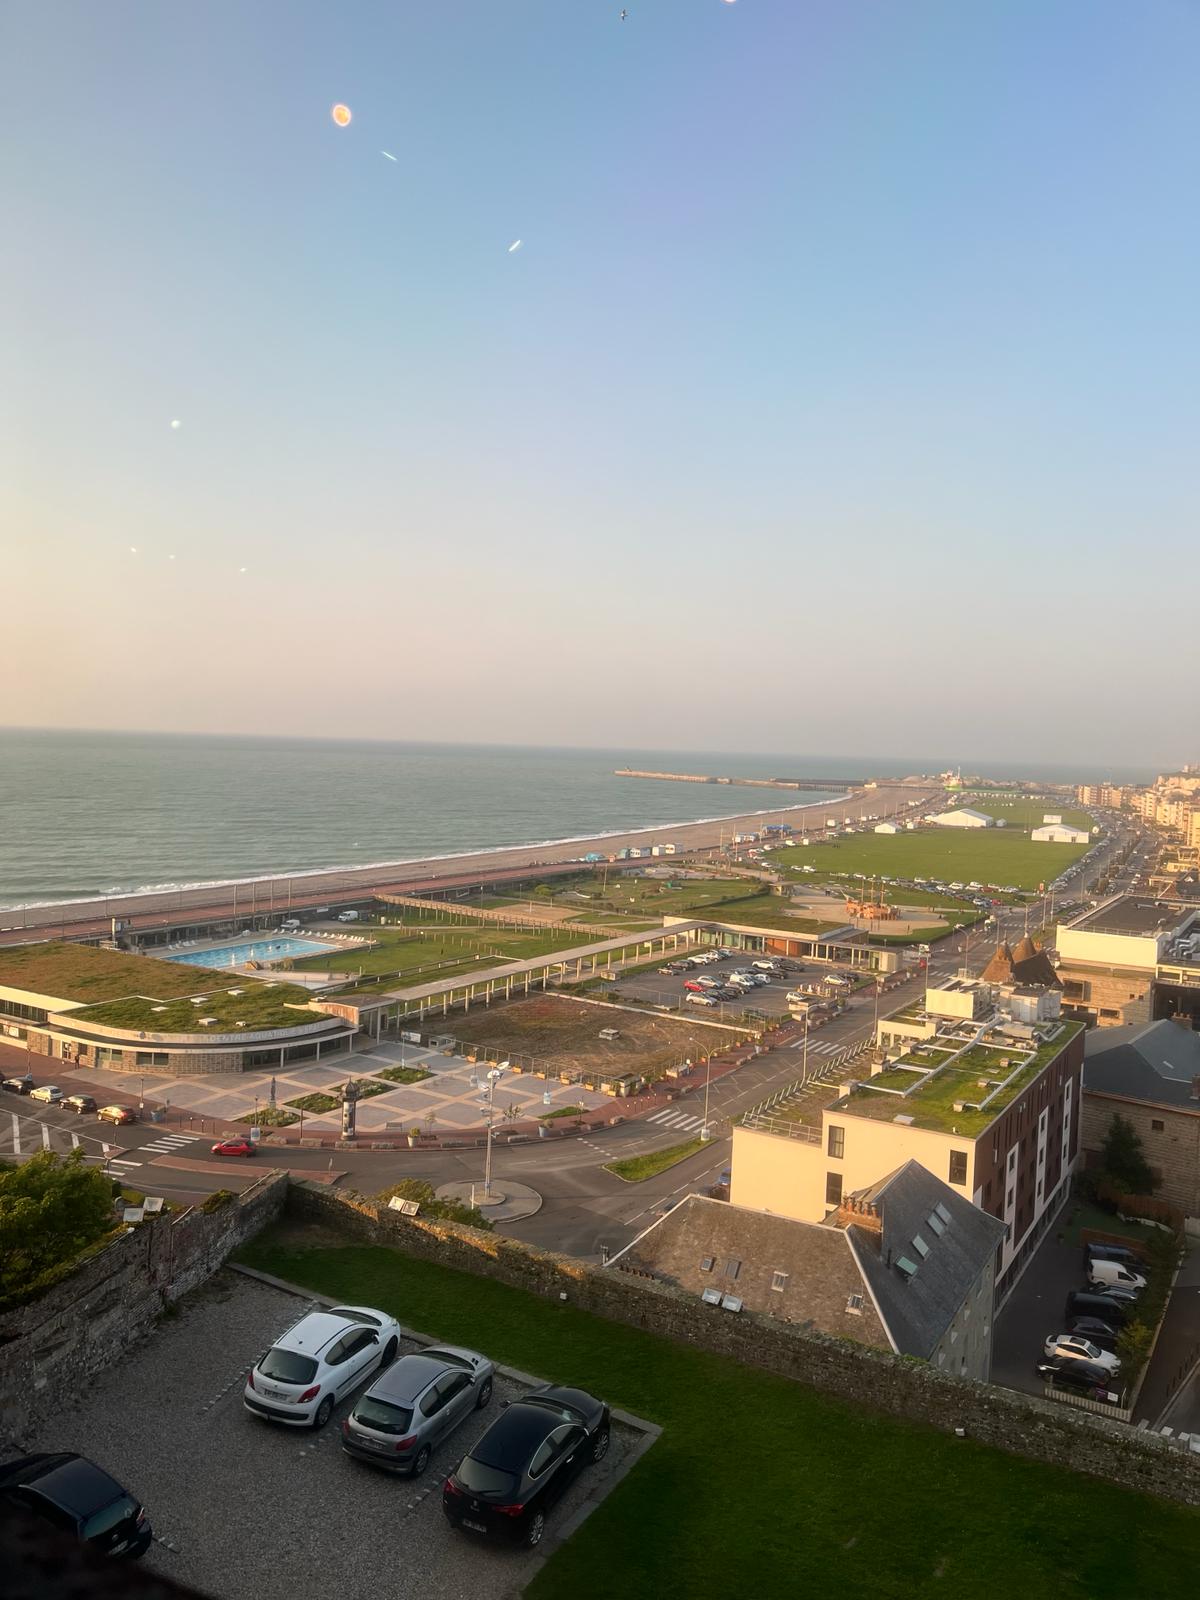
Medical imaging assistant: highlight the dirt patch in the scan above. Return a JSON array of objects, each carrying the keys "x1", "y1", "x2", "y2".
[{"x1": 449, "y1": 994, "x2": 740, "y2": 1082}]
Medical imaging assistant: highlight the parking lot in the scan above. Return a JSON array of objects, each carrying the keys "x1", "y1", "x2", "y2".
[
  {"x1": 17, "y1": 1268, "x2": 646, "y2": 1600},
  {"x1": 614, "y1": 951, "x2": 849, "y2": 1022}
]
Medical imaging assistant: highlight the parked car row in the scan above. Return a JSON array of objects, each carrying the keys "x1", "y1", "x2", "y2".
[
  {"x1": 1037, "y1": 1242, "x2": 1146, "y2": 1404},
  {"x1": 244, "y1": 1303, "x2": 611, "y2": 1550}
]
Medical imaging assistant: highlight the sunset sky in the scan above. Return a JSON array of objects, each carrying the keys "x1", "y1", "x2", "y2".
[{"x1": 5, "y1": 1, "x2": 1197, "y2": 764}]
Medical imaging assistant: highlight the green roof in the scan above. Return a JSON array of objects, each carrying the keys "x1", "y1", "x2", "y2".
[
  {"x1": 72, "y1": 984, "x2": 320, "y2": 1033},
  {"x1": 0, "y1": 941, "x2": 235, "y2": 1003},
  {"x1": 0, "y1": 941, "x2": 321, "y2": 1033},
  {"x1": 840, "y1": 1021, "x2": 1081, "y2": 1137}
]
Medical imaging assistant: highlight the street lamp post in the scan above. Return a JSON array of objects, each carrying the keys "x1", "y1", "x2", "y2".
[
  {"x1": 802, "y1": 1011, "x2": 810, "y2": 1084},
  {"x1": 482, "y1": 1061, "x2": 509, "y2": 1202},
  {"x1": 700, "y1": 1055, "x2": 712, "y2": 1140}
]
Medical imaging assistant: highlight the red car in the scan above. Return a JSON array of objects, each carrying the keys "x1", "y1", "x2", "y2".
[{"x1": 211, "y1": 1137, "x2": 257, "y2": 1158}]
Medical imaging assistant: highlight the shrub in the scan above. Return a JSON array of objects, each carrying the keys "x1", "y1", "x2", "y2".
[
  {"x1": 1098, "y1": 1113, "x2": 1157, "y2": 1196},
  {"x1": 0, "y1": 1150, "x2": 116, "y2": 1304},
  {"x1": 200, "y1": 1189, "x2": 234, "y2": 1214}
]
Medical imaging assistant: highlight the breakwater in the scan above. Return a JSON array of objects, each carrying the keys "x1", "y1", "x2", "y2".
[{"x1": 615, "y1": 769, "x2": 867, "y2": 791}]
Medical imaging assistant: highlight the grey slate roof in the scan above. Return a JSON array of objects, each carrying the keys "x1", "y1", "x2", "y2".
[
  {"x1": 609, "y1": 1194, "x2": 892, "y2": 1351},
  {"x1": 1084, "y1": 1019, "x2": 1200, "y2": 1111},
  {"x1": 843, "y1": 1161, "x2": 1007, "y2": 1361}
]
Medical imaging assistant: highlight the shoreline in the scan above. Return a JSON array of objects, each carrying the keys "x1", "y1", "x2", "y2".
[
  {"x1": 0, "y1": 791, "x2": 850, "y2": 913},
  {"x1": 0, "y1": 780, "x2": 941, "y2": 938}
]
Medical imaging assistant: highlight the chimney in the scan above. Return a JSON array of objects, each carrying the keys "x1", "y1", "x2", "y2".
[{"x1": 836, "y1": 1196, "x2": 883, "y2": 1247}]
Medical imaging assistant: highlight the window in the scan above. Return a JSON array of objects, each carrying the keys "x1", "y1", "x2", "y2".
[
  {"x1": 827, "y1": 1125, "x2": 845, "y2": 1159},
  {"x1": 1152, "y1": 1119, "x2": 1165, "y2": 1133},
  {"x1": 135, "y1": 1050, "x2": 169, "y2": 1066},
  {"x1": 723, "y1": 1259, "x2": 741, "y2": 1281},
  {"x1": 949, "y1": 1151, "x2": 968, "y2": 1185},
  {"x1": 770, "y1": 1271, "x2": 789, "y2": 1293},
  {"x1": 912, "y1": 1235, "x2": 929, "y2": 1258},
  {"x1": 825, "y1": 1171, "x2": 843, "y2": 1207},
  {"x1": 700, "y1": 1256, "x2": 715, "y2": 1272},
  {"x1": 95, "y1": 1047, "x2": 123, "y2": 1067}
]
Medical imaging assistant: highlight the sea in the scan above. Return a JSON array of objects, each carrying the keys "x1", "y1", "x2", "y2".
[{"x1": 0, "y1": 729, "x2": 1156, "y2": 910}]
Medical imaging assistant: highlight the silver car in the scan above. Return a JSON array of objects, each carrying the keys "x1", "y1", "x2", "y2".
[{"x1": 340, "y1": 1344, "x2": 494, "y2": 1476}]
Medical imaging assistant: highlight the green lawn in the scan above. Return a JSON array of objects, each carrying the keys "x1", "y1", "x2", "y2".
[
  {"x1": 234, "y1": 1235, "x2": 1200, "y2": 1600},
  {"x1": 773, "y1": 829, "x2": 1090, "y2": 893},
  {"x1": 957, "y1": 797, "x2": 1098, "y2": 832},
  {"x1": 284, "y1": 1091, "x2": 340, "y2": 1114},
  {"x1": 604, "y1": 1136, "x2": 707, "y2": 1181},
  {"x1": 541, "y1": 1103, "x2": 587, "y2": 1120},
  {"x1": 295, "y1": 923, "x2": 595, "y2": 983},
  {"x1": 556, "y1": 874, "x2": 768, "y2": 920}
]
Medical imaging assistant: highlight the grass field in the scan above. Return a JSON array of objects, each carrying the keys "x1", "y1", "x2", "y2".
[
  {"x1": 957, "y1": 796, "x2": 1097, "y2": 831},
  {"x1": 553, "y1": 875, "x2": 768, "y2": 920},
  {"x1": 236, "y1": 1234, "x2": 1200, "y2": 1600},
  {"x1": 75, "y1": 981, "x2": 317, "y2": 1032},
  {"x1": 448, "y1": 994, "x2": 744, "y2": 1080},
  {"x1": 773, "y1": 828, "x2": 1090, "y2": 893},
  {"x1": 604, "y1": 1136, "x2": 707, "y2": 1181},
  {"x1": 293, "y1": 922, "x2": 596, "y2": 984}
]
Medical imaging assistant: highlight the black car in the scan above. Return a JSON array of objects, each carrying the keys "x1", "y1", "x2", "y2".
[
  {"x1": 1068, "y1": 1316, "x2": 1120, "y2": 1352},
  {"x1": 1036, "y1": 1359, "x2": 1121, "y2": 1400},
  {"x1": 442, "y1": 1385, "x2": 610, "y2": 1549},
  {"x1": 0, "y1": 1453, "x2": 153, "y2": 1558},
  {"x1": 1, "y1": 1074, "x2": 33, "y2": 1095},
  {"x1": 64, "y1": 1093, "x2": 98, "y2": 1115},
  {"x1": 1084, "y1": 1242, "x2": 1143, "y2": 1269},
  {"x1": 1065, "y1": 1290, "x2": 1129, "y2": 1328}
]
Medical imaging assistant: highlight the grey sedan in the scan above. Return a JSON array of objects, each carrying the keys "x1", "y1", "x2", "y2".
[{"x1": 340, "y1": 1344, "x2": 494, "y2": 1476}]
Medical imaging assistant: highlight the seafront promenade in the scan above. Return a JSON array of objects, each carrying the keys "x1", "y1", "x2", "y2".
[{"x1": 0, "y1": 780, "x2": 940, "y2": 943}]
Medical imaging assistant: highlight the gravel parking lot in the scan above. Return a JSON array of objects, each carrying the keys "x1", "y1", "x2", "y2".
[{"x1": 15, "y1": 1269, "x2": 647, "y2": 1600}]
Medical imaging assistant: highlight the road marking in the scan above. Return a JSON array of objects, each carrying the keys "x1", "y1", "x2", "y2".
[
  {"x1": 41, "y1": 1122, "x2": 51, "y2": 1150},
  {"x1": 647, "y1": 1110, "x2": 677, "y2": 1124},
  {"x1": 10, "y1": 1113, "x2": 19, "y2": 1154},
  {"x1": 109, "y1": 1158, "x2": 142, "y2": 1168},
  {"x1": 71, "y1": 1132, "x2": 80, "y2": 1148}
]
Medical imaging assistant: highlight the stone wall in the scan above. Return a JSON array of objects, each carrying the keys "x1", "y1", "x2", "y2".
[
  {"x1": 0, "y1": 1173, "x2": 287, "y2": 1447},
  {"x1": 1082, "y1": 1091, "x2": 1200, "y2": 1220},
  {"x1": 287, "y1": 1182, "x2": 1200, "y2": 1506}
]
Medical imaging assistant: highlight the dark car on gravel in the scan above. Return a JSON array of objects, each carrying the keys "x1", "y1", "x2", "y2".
[
  {"x1": 443, "y1": 1385, "x2": 610, "y2": 1549},
  {"x1": 0, "y1": 1452, "x2": 153, "y2": 1559},
  {"x1": 1036, "y1": 1357, "x2": 1121, "y2": 1400}
]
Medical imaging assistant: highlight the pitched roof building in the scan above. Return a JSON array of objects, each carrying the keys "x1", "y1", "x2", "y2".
[
  {"x1": 980, "y1": 937, "x2": 1060, "y2": 989},
  {"x1": 1081, "y1": 1018, "x2": 1200, "y2": 1222},
  {"x1": 610, "y1": 1164, "x2": 1005, "y2": 1380}
]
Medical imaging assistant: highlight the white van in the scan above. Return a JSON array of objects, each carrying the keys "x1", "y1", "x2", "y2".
[
  {"x1": 1087, "y1": 1259, "x2": 1147, "y2": 1292},
  {"x1": 337, "y1": 910, "x2": 360, "y2": 923}
]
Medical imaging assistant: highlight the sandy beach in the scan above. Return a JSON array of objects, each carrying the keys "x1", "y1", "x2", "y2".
[{"x1": 1, "y1": 781, "x2": 940, "y2": 941}]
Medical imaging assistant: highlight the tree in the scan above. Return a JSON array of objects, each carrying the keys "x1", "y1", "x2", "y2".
[
  {"x1": 0, "y1": 1150, "x2": 115, "y2": 1302},
  {"x1": 1099, "y1": 1113, "x2": 1157, "y2": 1196}
]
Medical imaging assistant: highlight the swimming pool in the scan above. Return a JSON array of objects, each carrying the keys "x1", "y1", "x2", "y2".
[{"x1": 166, "y1": 937, "x2": 336, "y2": 968}]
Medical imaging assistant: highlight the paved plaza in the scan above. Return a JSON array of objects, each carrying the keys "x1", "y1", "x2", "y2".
[{"x1": 81, "y1": 1038, "x2": 609, "y2": 1133}]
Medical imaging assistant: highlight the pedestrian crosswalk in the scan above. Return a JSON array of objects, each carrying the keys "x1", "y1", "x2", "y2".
[
  {"x1": 647, "y1": 1109, "x2": 707, "y2": 1133},
  {"x1": 139, "y1": 1132, "x2": 205, "y2": 1156},
  {"x1": 787, "y1": 1037, "x2": 846, "y2": 1055}
]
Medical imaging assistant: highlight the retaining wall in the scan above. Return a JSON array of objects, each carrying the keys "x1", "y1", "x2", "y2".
[
  {"x1": 0, "y1": 1173, "x2": 287, "y2": 1447},
  {"x1": 287, "y1": 1182, "x2": 1200, "y2": 1506}
]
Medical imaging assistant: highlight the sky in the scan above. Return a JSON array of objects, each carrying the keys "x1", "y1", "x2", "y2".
[{"x1": 3, "y1": 0, "x2": 1198, "y2": 767}]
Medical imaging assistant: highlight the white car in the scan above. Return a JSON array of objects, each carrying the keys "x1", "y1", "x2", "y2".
[
  {"x1": 728, "y1": 973, "x2": 757, "y2": 988},
  {"x1": 686, "y1": 993, "x2": 718, "y2": 1008},
  {"x1": 245, "y1": 1304, "x2": 402, "y2": 1429},
  {"x1": 29, "y1": 1085, "x2": 64, "y2": 1104},
  {"x1": 1043, "y1": 1334, "x2": 1121, "y2": 1374}
]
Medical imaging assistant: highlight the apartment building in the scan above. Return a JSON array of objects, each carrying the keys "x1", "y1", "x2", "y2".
[
  {"x1": 1055, "y1": 895, "x2": 1200, "y2": 1029},
  {"x1": 731, "y1": 996, "x2": 1084, "y2": 1297}
]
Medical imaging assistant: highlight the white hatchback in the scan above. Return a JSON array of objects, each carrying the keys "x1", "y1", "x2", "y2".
[{"x1": 245, "y1": 1304, "x2": 403, "y2": 1429}]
